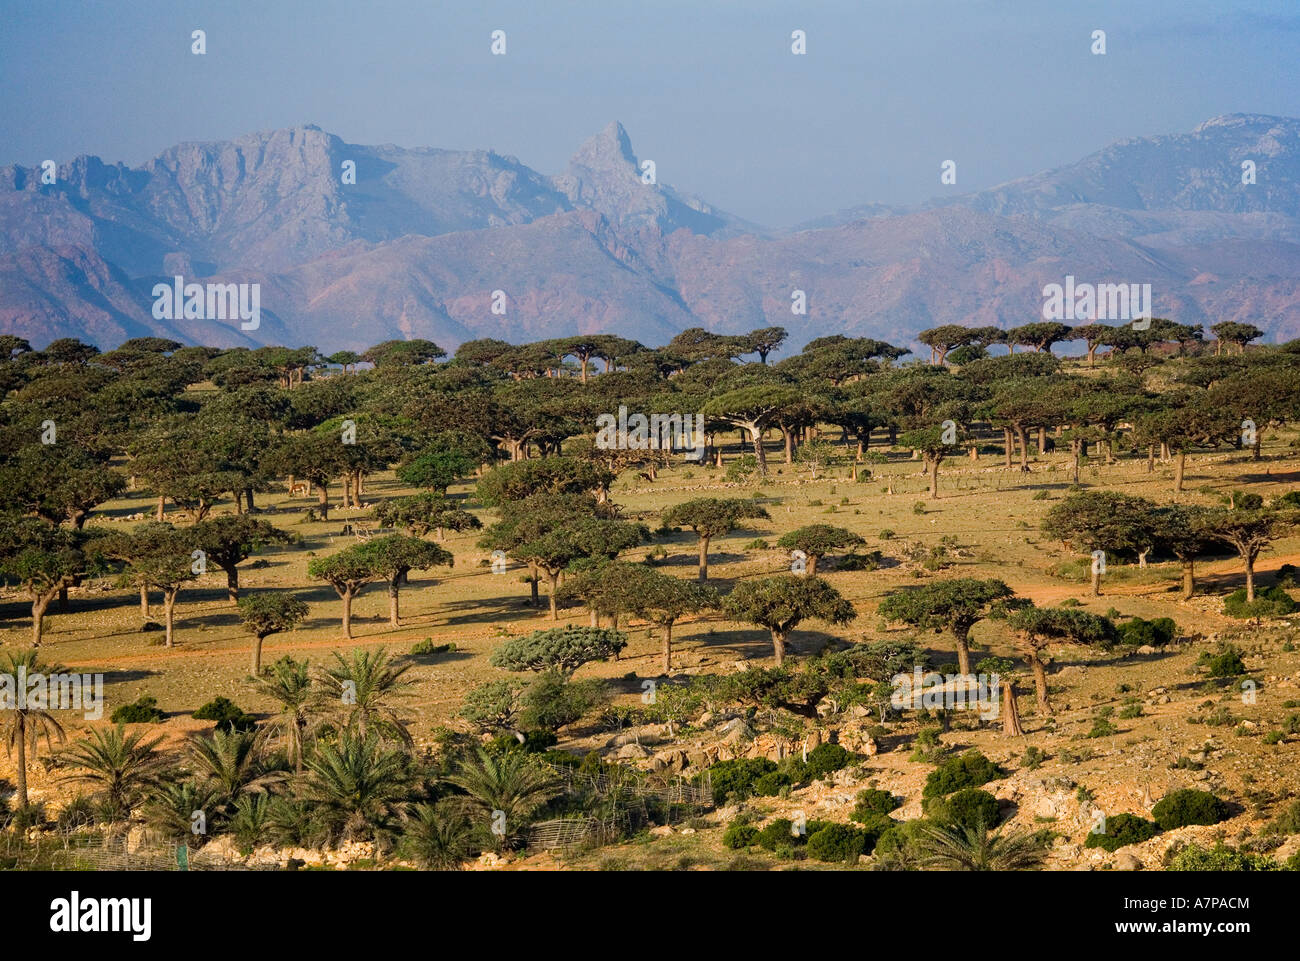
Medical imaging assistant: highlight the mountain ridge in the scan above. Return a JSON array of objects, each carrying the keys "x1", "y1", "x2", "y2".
[{"x1": 3, "y1": 114, "x2": 1300, "y2": 354}]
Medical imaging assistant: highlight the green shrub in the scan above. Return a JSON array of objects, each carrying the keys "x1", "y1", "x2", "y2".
[
  {"x1": 1084, "y1": 813, "x2": 1157, "y2": 852},
  {"x1": 1224, "y1": 586, "x2": 1297, "y2": 619},
  {"x1": 486, "y1": 730, "x2": 557, "y2": 754},
  {"x1": 709, "y1": 758, "x2": 778, "y2": 804},
  {"x1": 722, "y1": 822, "x2": 759, "y2": 849},
  {"x1": 756, "y1": 818, "x2": 806, "y2": 851},
  {"x1": 1087, "y1": 717, "x2": 1119, "y2": 738},
  {"x1": 193, "y1": 696, "x2": 257, "y2": 732},
  {"x1": 518, "y1": 671, "x2": 608, "y2": 732},
  {"x1": 803, "y1": 742, "x2": 851, "y2": 779},
  {"x1": 1151, "y1": 789, "x2": 1229, "y2": 830},
  {"x1": 410, "y1": 638, "x2": 455, "y2": 656},
  {"x1": 850, "y1": 788, "x2": 899, "y2": 823},
  {"x1": 926, "y1": 788, "x2": 1001, "y2": 831},
  {"x1": 110, "y1": 696, "x2": 165, "y2": 724},
  {"x1": 806, "y1": 822, "x2": 869, "y2": 863},
  {"x1": 1197, "y1": 646, "x2": 1247, "y2": 678},
  {"x1": 1118, "y1": 616, "x2": 1176, "y2": 647},
  {"x1": 923, "y1": 750, "x2": 1002, "y2": 798},
  {"x1": 1166, "y1": 842, "x2": 1280, "y2": 871}
]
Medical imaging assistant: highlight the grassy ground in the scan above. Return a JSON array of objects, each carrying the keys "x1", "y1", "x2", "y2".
[{"x1": 6, "y1": 429, "x2": 1300, "y2": 868}]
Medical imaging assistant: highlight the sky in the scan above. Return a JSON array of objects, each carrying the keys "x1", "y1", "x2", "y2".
[{"x1": 2, "y1": 0, "x2": 1299, "y2": 228}]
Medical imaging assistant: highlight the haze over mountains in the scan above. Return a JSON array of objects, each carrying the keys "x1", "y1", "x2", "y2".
[{"x1": 2, "y1": 114, "x2": 1299, "y2": 355}]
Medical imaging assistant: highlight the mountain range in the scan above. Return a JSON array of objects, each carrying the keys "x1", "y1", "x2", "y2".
[{"x1": 2, "y1": 114, "x2": 1299, "y2": 355}]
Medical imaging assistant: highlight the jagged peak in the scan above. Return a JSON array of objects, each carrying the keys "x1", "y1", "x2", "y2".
[{"x1": 567, "y1": 121, "x2": 638, "y2": 172}]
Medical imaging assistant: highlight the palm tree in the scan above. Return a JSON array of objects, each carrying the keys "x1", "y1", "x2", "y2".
[
  {"x1": 299, "y1": 730, "x2": 415, "y2": 846},
  {"x1": 186, "y1": 727, "x2": 285, "y2": 809},
  {"x1": 404, "y1": 802, "x2": 474, "y2": 870},
  {"x1": 139, "y1": 779, "x2": 223, "y2": 845},
  {"x1": 58, "y1": 724, "x2": 170, "y2": 819},
  {"x1": 445, "y1": 748, "x2": 560, "y2": 850},
  {"x1": 913, "y1": 820, "x2": 1047, "y2": 871},
  {"x1": 0, "y1": 649, "x2": 67, "y2": 809},
  {"x1": 317, "y1": 647, "x2": 414, "y2": 747},
  {"x1": 250, "y1": 655, "x2": 315, "y2": 773}
]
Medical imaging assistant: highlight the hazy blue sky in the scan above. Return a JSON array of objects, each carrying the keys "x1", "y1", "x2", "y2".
[{"x1": 3, "y1": 0, "x2": 1298, "y2": 227}]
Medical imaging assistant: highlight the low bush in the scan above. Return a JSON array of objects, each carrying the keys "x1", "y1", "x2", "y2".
[
  {"x1": 1151, "y1": 789, "x2": 1229, "y2": 830},
  {"x1": 923, "y1": 750, "x2": 1002, "y2": 798},
  {"x1": 192, "y1": 696, "x2": 257, "y2": 732},
  {"x1": 110, "y1": 696, "x2": 165, "y2": 724},
  {"x1": 1223, "y1": 586, "x2": 1296, "y2": 619},
  {"x1": 1084, "y1": 812, "x2": 1157, "y2": 852}
]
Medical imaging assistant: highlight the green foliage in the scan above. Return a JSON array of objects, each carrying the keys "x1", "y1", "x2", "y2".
[
  {"x1": 490, "y1": 627, "x2": 627, "y2": 677},
  {"x1": 237, "y1": 591, "x2": 308, "y2": 640},
  {"x1": 708, "y1": 758, "x2": 778, "y2": 804},
  {"x1": 1151, "y1": 789, "x2": 1229, "y2": 830},
  {"x1": 517, "y1": 671, "x2": 608, "y2": 732},
  {"x1": 925, "y1": 788, "x2": 1001, "y2": 831},
  {"x1": 192, "y1": 696, "x2": 257, "y2": 732},
  {"x1": 806, "y1": 822, "x2": 870, "y2": 863},
  {"x1": 1197, "y1": 645, "x2": 1247, "y2": 677},
  {"x1": 1166, "y1": 843, "x2": 1281, "y2": 871},
  {"x1": 110, "y1": 695, "x2": 165, "y2": 724},
  {"x1": 459, "y1": 680, "x2": 523, "y2": 732},
  {"x1": 1084, "y1": 813, "x2": 1157, "y2": 851},
  {"x1": 1224, "y1": 585, "x2": 1297, "y2": 618},
  {"x1": 850, "y1": 788, "x2": 900, "y2": 823},
  {"x1": 1117, "y1": 616, "x2": 1176, "y2": 647},
  {"x1": 923, "y1": 750, "x2": 1002, "y2": 799},
  {"x1": 722, "y1": 822, "x2": 759, "y2": 849}
]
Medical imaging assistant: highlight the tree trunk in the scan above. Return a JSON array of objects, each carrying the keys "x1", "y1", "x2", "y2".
[
  {"x1": 927, "y1": 454, "x2": 939, "y2": 499},
  {"x1": 155, "y1": 495, "x2": 165, "y2": 521},
  {"x1": 1028, "y1": 649, "x2": 1051, "y2": 715},
  {"x1": 389, "y1": 580, "x2": 401, "y2": 627},
  {"x1": 954, "y1": 626, "x2": 973, "y2": 676},
  {"x1": 1091, "y1": 564, "x2": 1102, "y2": 597},
  {"x1": 1003, "y1": 429, "x2": 1013, "y2": 470},
  {"x1": 316, "y1": 483, "x2": 331, "y2": 521},
  {"x1": 31, "y1": 591, "x2": 54, "y2": 647},
  {"x1": 1245, "y1": 555, "x2": 1256, "y2": 603},
  {"x1": 1016, "y1": 428, "x2": 1030, "y2": 471},
  {"x1": 342, "y1": 591, "x2": 353, "y2": 638},
  {"x1": 15, "y1": 715, "x2": 28, "y2": 808},
  {"x1": 771, "y1": 629, "x2": 786, "y2": 667},
  {"x1": 140, "y1": 585, "x2": 150, "y2": 617},
  {"x1": 246, "y1": 489, "x2": 255, "y2": 511},
  {"x1": 784, "y1": 429, "x2": 795, "y2": 464},
  {"x1": 807, "y1": 554, "x2": 819, "y2": 575},
  {"x1": 549, "y1": 571, "x2": 560, "y2": 620},
  {"x1": 749, "y1": 427, "x2": 768, "y2": 475},
  {"x1": 251, "y1": 635, "x2": 265, "y2": 675},
  {"x1": 1037, "y1": 427, "x2": 1047, "y2": 454},
  {"x1": 698, "y1": 536, "x2": 711, "y2": 583},
  {"x1": 164, "y1": 591, "x2": 177, "y2": 647},
  {"x1": 225, "y1": 566, "x2": 239, "y2": 605},
  {"x1": 1173, "y1": 451, "x2": 1186, "y2": 493},
  {"x1": 662, "y1": 622, "x2": 674, "y2": 674},
  {"x1": 529, "y1": 565, "x2": 539, "y2": 607},
  {"x1": 1181, "y1": 559, "x2": 1195, "y2": 600},
  {"x1": 1001, "y1": 681, "x2": 1023, "y2": 736}
]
